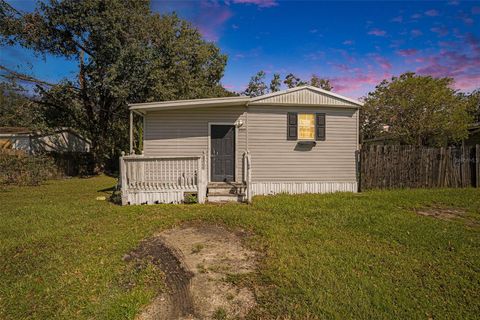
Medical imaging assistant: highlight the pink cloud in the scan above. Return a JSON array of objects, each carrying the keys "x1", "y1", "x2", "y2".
[
  {"x1": 332, "y1": 71, "x2": 391, "y2": 98},
  {"x1": 425, "y1": 9, "x2": 439, "y2": 17},
  {"x1": 431, "y1": 26, "x2": 449, "y2": 37},
  {"x1": 396, "y1": 49, "x2": 418, "y2": 56},
  {"x1": 391, "y1": 16, "x2": 403, "y2": 23},
  {"x1": 343, "y1": 40, "x2": 354, "y2": 45},
  {"x1": 194, "y1": 1, "x2": 233, "y2": 41},
  {"x1": 415, "y1": 32, "x2": 480, "y2": 91},
  {"x1": 232, "y1": 0, "x2": 278, "y2": 8},
  {"x1": 457, "y1": 12, "x2": 474, "y2": 25},
  {"x1": 472, "y1": 7, "x2": 480, "y2": 15},
  {"x1": 411, "y1": 29, "x2": 423, "y2": 37},
  {"x1": 368, "y1": 28, "x2": 387, "y2": 36},
  {"x1": 411, "y1": 13, "x2": 422, "y2": 19},
  {"x1": 372, "y1": 54, "x2": 392, "y2": 71},
  {"x1": 453, "y1": 74, "x2": 480, "y2": 91}
]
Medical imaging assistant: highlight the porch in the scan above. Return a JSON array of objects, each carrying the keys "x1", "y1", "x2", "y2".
[{"x1": 119, "y1": 152, "x2": 252, "y2": 205}]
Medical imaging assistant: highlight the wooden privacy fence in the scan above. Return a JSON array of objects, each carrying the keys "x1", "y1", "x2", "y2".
[{"x1": 359, "y1": 145, "x2": 480, "y2": 190}]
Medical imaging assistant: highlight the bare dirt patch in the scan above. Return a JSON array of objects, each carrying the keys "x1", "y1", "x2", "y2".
[
  {"x1": 126, "y1": 223, "x2": 258, "y2": 320},
  {"x1": 415, "y1": 206, "x2": 479, "y2": 227}
]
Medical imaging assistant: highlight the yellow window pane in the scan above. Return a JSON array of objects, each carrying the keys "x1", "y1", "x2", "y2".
[{"x1": 298, "y1": 114, "x2": 315, "y2": 140}]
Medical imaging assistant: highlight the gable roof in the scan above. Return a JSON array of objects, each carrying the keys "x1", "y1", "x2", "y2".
[
  {"x1": 0, "y1": 127, "x2": 91, "y2": 144},
  {"x1": 130, "y1": 96, "x2": 250, "y2": 113},
  {"x1": 249, "y1": 86, "x2": 363, "y2": 107},
  {"x1": 0, "y1": 127, "x2": 31, "y2": 134},
  {"x1": 129, "y1": 86, "x2": 362, "y2": 112}
]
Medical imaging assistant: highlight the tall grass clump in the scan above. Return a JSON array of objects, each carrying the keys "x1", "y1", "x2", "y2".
[{"x1": 0, "y1": 150, "x2": 61, "y2": 186}]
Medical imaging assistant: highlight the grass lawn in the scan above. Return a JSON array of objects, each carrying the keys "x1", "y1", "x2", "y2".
[{"x1": 1, "y1": 175, "x2": 479, "y2": 319}]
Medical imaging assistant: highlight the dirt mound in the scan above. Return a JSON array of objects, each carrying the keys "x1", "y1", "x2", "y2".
[{"x1": 126, "y1": 224, "x2": 258, "y2": 320}]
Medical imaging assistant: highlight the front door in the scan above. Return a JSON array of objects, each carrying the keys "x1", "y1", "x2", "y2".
[{"x1": 211, "y1": 125, "x2": 235, "y2": 182}]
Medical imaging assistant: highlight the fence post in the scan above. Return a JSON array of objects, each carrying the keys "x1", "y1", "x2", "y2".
[
  {"x1": 356, "y1": 149, "x2": 361, "y2": 192},
  {"x1": 476, "y1": 144, "x2": 480, "y2": 188}
]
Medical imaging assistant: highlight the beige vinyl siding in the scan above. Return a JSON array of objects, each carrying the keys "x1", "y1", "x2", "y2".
[
  {"x1": 250, "y1": 88, "x2": 359, "y2": 107},
  {"x1": 247, "y1": 105, "x2": 358, "y2": 182},
  {"x1": 144, "y1": 106, "x2": 247, "y2": 182}
]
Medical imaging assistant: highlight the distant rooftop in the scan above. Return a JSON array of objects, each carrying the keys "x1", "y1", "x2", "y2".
[{"x1": 0, "y1": 127, "x2": 31, "y2": 134}]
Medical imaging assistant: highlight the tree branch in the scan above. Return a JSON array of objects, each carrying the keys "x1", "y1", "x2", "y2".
[{"x1": 0, "y1": 64, "x2": 80, "y2": 91}]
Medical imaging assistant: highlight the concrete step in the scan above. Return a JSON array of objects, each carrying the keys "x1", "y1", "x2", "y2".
[
  {"x1": 207, "y1": 182, "x2": 246, "y2": 196},
  {"x1": 207, "y1": 194, "x2": 245, "y2": 203},
  {"x1": 208, "y1": 187, "x2": 236, "y2": 195}
]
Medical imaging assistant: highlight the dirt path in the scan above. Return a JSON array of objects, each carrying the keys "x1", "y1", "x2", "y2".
[{"x1": 126, "y1": 224, "x2": 258, "y2": 319}]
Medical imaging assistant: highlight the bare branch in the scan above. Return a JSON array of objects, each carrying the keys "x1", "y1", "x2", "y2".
[
  {"x1": 0, "y1": 64, "x2": 80, "y2": 91},
  {"x1": 0, "y1": 0, "x2": 25, "y2": 17}
]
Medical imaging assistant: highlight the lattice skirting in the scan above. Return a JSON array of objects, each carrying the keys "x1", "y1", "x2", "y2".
[{"x1": 250, "y1": 181, "x2": 358, "y2": 196}]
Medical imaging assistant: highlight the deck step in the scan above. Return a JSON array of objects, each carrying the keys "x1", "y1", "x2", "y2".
[
  {"x1": 207, "y1": 182, "x2": 246, "y2": 203},
  {"x1": 207, "y1": 194, "x2": 245, "y2": 203}
]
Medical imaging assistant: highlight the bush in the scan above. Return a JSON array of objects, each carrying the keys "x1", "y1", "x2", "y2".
[
  {"x1": 49, "y1": 152, "x2": 95, "y2": 176},
  {"x1": 0, "y1": 150, "x2": 61, "y2": 186}
]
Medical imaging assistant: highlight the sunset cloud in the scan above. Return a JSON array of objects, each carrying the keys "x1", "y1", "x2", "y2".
[
  {"x1": 195, "y1": 2, "x2": 233, "y2": 41},
  {"x1": 373, "y1": 55, "x2": 392, "y2": 71},
  {"x1": 425, "y1": 9, "x2": 439, "y2": 17},
  {"x1": 391, "y1": 16, "x2": 403, "y2": 23},
  {"x1": 411, "y1": 29, "x2": 423, "y2": 37},
  {"x1": 368, "y1": 28, "x2": 387, "y2": 36},
  {"x1": 232, "y1": 0, "x2": 278, "y2": 8},
  {"x1": 431, "y1": 26, "x2": 449, "y2": 37},
  {"x1": 396, "y1": 49, "x2": 419, "y2": 56}
]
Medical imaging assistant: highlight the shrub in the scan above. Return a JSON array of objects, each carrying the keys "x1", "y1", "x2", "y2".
[{"x1": 0, "y1": 150, "x2": 61, "y2": 186}]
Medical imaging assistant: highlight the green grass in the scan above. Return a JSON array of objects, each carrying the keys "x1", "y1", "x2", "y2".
[{"x1": 1, "y1": 176, "x2": 479, "y2": 319}]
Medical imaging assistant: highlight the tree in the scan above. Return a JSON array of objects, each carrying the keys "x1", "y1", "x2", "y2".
[
  {"x1": 243, "y1": 70, "x2": 268, "y2": 97},
  {"x1": 361, "y1": 72, "x2": 473, "y2": 146},
  {"x1": 0, "y1": 0, "x2": 229, "y2": 167},
  {"x1": 464, "y1": 89, "x2": 480, "y2": 123},
  {"x1": 0, "y1": 81, "x2": 44, "y2": 128},
  {"x1": 310, "y1": 74, "x2": 333, "y2": 91},
  {"x1": 269, "y1": 73, "x2": 281, "y2": 93},
  {"x1": 283, "y1": 73, "x2": 297, "y2": 88}
]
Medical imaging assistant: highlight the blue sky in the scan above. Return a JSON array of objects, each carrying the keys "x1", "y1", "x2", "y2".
[{"x1": 2, "y1": 0, "x2": 480, "y2": 98}]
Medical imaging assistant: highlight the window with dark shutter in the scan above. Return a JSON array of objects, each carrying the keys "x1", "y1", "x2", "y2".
[
  {"x1": 287, "y1": 112, "x2": 297, "y2": 140},
  {"x1": 315, "y1": 113, "x2": 326, "y2": 141}
]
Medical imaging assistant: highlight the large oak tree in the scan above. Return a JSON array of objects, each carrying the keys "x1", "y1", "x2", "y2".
[{"x1": 0, "y1": 0, "x2": 230, "y2": 167}]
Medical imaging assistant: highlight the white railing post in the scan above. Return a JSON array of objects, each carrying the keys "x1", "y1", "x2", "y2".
[
  {"x1": 244, "y1": 151, "x2": 252, "y2": 203},
  {"x1": 197, "y1": 152, "x2": 207, "y2": 203},
  {"x1": 120, "y1": 151, "x2": 128, "y2": 205}
]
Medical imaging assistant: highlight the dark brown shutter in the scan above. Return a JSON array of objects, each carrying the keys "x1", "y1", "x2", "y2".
[
  {"x1": 315, "y1": 113, "x2": 326, "y2": 141},
  {"x1": 287, "y1": 112, "x2": 297, "y2": 140}
]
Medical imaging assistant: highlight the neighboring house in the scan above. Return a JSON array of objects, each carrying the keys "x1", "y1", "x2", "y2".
[
  {"x1": 0, "y1": 127, "x2": 91, "y2": 154},
  {"x1": 120, "y1": 85, "x2": 362, "y2": 205},
  {"x1": 463, "y1": 122, "x2": 480, "y2": 146}
]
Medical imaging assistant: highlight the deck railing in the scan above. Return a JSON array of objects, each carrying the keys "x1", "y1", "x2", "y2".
[
  {"x1": 243, "y1": 151, "x2": 252, "y2": 203},
  {"x1": 119, "y1": 154, "x2": 207, "y2": 205}
]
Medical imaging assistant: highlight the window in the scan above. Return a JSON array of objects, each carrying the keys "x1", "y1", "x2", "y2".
[
  {"x1": 298, "y1": 113, "x2": 315, "y2": 140},
  {"x1": 286, "y1": 112, "x2": 326, "y2": 141}
]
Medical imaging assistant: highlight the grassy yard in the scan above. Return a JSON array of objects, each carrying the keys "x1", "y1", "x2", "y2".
[{"x1": 1, "y1": 176, "x2": 479, "y2": 319}]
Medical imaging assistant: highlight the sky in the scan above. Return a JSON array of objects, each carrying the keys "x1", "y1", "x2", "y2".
[{"x1": 1, "y1": 0, "x2": 480, "y2": 99}]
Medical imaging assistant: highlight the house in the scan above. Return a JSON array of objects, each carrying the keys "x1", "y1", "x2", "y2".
[
  {"x1": 0, "y1": 127, "x2": 91, "y2": 154},
  {"x1": 463, "y1": 122, "x2": 480, "y2": 146},
  {"x1": 119, "y1": 86, "x2": 362, "y2": 205}
]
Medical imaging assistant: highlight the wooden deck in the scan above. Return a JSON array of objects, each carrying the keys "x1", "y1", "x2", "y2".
[{"x1": 119, "y1": 152, "x2": 252, "y2": 205}]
